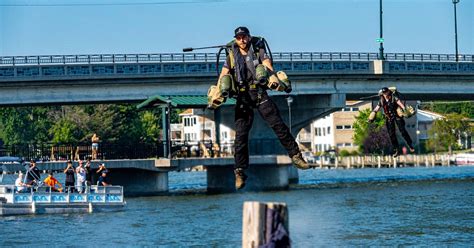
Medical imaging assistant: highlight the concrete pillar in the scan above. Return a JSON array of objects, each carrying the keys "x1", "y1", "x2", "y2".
[
  {"x1": 287, "y1": 166, "x2": 299, "y2": 184},
  {"x1": 207, "y1": 165, "x2": 290, "y2": 194},
  {"x1": 105, "y1": 168, "x2": 168, "y2": 196}
]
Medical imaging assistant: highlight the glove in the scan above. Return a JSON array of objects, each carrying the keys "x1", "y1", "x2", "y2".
[{"x1": 368, "y1": 111, "x2": 376, "y2": 123}]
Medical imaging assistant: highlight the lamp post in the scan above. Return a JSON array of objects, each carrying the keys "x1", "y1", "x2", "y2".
[
  {"x1": 416, "y1": 130, "x2": 421, "y2": 155},
  {"x1": 452, "y1": 0, "x2": 460, "y2": 62},
  {"x1": 415, "y1": 101, "x2": 421, "y2": 154},
  {"x1": 378, "y1": 0, "x2": 385, "y2": 60},
  {"x1": 287, "y1": 96, "x2": 293, "y2": 134}
]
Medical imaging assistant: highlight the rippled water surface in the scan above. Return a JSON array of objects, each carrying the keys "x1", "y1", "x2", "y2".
[{"x1": 1, "y1": 166, "x2": 474, "y2": 246}]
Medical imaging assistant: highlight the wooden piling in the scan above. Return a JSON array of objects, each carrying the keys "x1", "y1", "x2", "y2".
[
  {"x1": 377, "y1": 156, "x2": 381, "y2": 168},
  {"x1": 242, "y1": 201, "x2": 289, "y2": 248}
]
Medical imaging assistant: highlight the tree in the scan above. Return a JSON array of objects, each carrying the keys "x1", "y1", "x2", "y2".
[
  {"x1": 426, "y1": 113, "x2": 471, "y2": 153},
  {"x1": 422, "y1": 102, "x2": 474, "y2": 119},
  {"x1": 353, "y1": 108, "x2": 390, "y2": 154}
]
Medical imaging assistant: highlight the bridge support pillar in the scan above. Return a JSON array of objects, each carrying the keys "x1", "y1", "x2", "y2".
[
  {"x1": 287, "y1": 166, "x2": 299, "y2": 184},
  {"x1": 105, "y1": 169, "x2": 168, "y2": 196},
  {"x1": 206, "y1": 164, "x2": 290, "y2": 193}
]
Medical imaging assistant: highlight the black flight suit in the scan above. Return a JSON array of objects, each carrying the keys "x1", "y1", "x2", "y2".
[
  {"x1": 377, "y1": 96, "x2": 414, "y2": 150},
  {"x1": 224, "y1": 44, "x2": 300, "y2": 170}
]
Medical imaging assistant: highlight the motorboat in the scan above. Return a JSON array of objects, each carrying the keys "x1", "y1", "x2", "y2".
[{"x1": 455, "y1": 152, "x2": 474, "y2": 166}]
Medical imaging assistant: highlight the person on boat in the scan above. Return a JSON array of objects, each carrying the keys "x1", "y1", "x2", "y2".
[
  {"x1": 43, "y1": 171, "x2": 63, "y2": 192},
  {"x1": 96, "y1": 163, "x2": 108, "y2": 175},
  {"x1": 84, "y1": 158, "x2": 93, "y2": 187},
  {"x1": 75, "y1": 160, "x2": 86, "y2": 193},
  {"x1": 25, "y1": 160, "x2": 41, "y2": 186},
  {"x1": 15, "y1": 172, "x2": 29, "y2": 193},
  {"x1": 63, "y1": 160, "x2": 76, "y2": 193},
  {"x1": 97, "y1": 171, "x2": 111, "y2": 186}
]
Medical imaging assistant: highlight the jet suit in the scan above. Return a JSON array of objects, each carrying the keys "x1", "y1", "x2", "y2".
[
  {"x1": 375, "y1": 94, "x2": 414, "y2": 153},
  {"x1": 224, "y1": 43, "x2": 300, "y2": 170}
]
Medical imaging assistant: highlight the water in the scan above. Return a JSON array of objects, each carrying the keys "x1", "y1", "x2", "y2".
[{"x1": 1, "y1": 166, "x2": 474, "y2": 246}]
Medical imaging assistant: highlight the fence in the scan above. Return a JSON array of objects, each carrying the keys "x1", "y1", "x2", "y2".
[{"x1": 1, "y1": 52, "x2": 473, "y2": 66}]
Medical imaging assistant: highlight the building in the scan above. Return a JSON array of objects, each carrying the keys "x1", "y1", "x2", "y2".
[
  {"x1": 171, "y1": 109, "x2": 235, "y2": 155},
  {"x1": 298, "y1": 101, "x2": 423, "y2": 154},
  {"x1": 298, "y1": 101, "x2": 372, "y2": 153}
]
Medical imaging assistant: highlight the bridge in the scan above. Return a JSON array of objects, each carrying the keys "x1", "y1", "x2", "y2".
[{"x1": 1, "y1": 52, "x2": 473, "y2": 106}]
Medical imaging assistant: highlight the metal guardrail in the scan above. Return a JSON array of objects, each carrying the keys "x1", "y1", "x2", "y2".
[{"x1": 1, "y1": 52, "x2": 473, "y2": 66}]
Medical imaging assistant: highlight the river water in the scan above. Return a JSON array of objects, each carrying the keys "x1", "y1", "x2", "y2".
[{"x1": 1, "y1": 166, "x2": 474, "y2": 246}]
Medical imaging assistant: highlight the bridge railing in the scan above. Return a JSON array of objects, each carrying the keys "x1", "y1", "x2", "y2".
[
  {"x1": 1, "y1": 52, "x2": 473, "y2": 66},
  {"x1": 0, "y1": 139, "x2": 289, "y2": 161}
]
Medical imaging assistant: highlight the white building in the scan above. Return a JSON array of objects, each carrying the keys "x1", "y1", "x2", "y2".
[{"x1": 172, "y1": 109, "x2": 235, "y2": 154}]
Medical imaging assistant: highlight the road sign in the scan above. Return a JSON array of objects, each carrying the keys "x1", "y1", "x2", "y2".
[{"x1": 376, "y1": 38, "x2": 384, "y2": 43}]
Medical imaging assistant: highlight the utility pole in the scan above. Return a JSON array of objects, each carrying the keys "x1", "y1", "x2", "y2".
[
  {"x1": 452, "y1": 0, "x2": 460, "y2": 62},
  {"x1": 378, "y1": 0, "x2": 385, "y2": 60}
]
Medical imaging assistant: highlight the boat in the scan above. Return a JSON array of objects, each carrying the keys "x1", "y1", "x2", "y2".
[
  {"x1": 0, "y1": 185, "x2": 126, "y2": 216},
  {"x1": 455, "y1": 152, "x2": 474, "y2": 166}
]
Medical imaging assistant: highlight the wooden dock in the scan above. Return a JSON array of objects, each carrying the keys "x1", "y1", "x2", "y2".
[{"x1": 309, "y1": 154, "x2": 455, "y2": 169}]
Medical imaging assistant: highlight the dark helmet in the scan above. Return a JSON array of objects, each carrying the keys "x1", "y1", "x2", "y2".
[
  {"x1": 234, "y1": 26, "x2": 250, "y2": 37},
  {"x1": 381, "y1": 87, "x2": 392, "y2": 95}
]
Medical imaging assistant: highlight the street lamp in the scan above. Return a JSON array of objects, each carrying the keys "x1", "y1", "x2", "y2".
[
  {"x1": 415, "y1": 100, "x2": 421, "y2": 154},
  {"x1": 452, "y1": 0, "x2": 460, "y2": 62},
  {"x1": 378, "y1": 0, "x2": 385, "y2": 60},
  {"x1": 416, "y1": 130, "x2": 421, "y2": 155},
  {"x1": 287, "y1": 96, "x2": 293, "y2": 134}
]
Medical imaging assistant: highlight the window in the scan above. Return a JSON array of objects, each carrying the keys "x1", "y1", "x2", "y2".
[
  {"x1": 337, "y1": 143, "x2": 343, "y2": 147},
  {"x1": 323, "y1": 128, "x2": 326, "y2": 136},
  {"x1": 344, "y1": 107, "x2": 351, "y2": 112},
  {"x1": 193, "y1": 118, "x2": 197, "y2": 125},
  {"x1": 352, "y1": 107, "x2": 359, "y2": 111},
  {"x1": 345, "y1": 143, "x2": 351, "y2": 147},
  {"x1": 336, "y1": 125, "x2": 343, "y2": 130},
  {"x1": 344, "y1": 125, "x2": 351, "y2": 129},
  {"x1": 327, "y1": 127, "x2": 330, "y2": 134},
  {"x1": 318, "y1": 128, "x2": 321, "y2": 136}
]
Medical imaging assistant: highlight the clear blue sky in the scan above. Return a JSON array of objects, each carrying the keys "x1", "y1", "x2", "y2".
[{"x1": 0, "y1": 0, "x2": 472, "y2": 56}]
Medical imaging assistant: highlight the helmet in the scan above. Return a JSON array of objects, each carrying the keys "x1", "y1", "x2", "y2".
[{"x1": 381, "y1": 87, "x2": 391, "y2": 95}]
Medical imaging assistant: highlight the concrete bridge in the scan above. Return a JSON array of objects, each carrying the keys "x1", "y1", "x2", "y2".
[{"x1": 0, "y1": 52, "x2": 473, "y2": 106}]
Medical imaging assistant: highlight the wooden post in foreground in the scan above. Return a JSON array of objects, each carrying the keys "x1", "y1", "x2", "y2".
[{"x1": 242, "y1": 201, "x2": 289, "y2": 248}]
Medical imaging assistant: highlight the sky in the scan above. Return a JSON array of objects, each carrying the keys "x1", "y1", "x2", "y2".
[{"x1": 0, "y1": 0, "x2": 473, "y2": 56}]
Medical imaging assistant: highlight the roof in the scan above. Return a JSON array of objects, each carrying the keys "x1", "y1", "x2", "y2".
[
  {"x1": 137, "y1": 95, "x2": 236, "y2": 109},
  {"x1": 417, "y1": 109, "x2": 444, "y2": 122}
]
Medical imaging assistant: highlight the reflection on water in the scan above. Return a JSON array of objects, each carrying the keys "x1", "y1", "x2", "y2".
[{"x1": 1, "y1": 166, "x2": 474, "y2": 246}]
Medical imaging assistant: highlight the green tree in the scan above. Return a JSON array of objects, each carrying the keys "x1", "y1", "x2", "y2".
[
  {"x1": 422, "y1": 102, "x2": 474, "y2": 119},
  {"x1": 0, "y1": 107, "x2": 53, "y2": 145},
  {"x1": 49, "y1": 118, "x2": 80, "y2": 143},
  {"x1": 353, "y1": 108, "x2": 388, "y2": 154},
  {"x1": 140, "y1": 111, "x2": 161, "y2": 143},
  {"x1": 427, "y1": 113, "x2": 471, "y2": 153}
]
